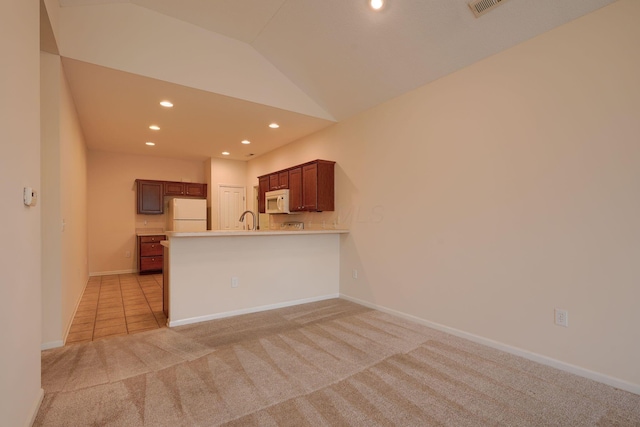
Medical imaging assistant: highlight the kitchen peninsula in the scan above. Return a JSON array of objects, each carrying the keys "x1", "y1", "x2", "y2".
[{"x1": 162, "y1": 229, "x2": 348, "y2": 326}]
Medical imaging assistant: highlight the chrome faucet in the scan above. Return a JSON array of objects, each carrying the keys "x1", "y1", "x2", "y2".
[{"x1": 239, "y1": 210, "x2": 256, "y2": 231}]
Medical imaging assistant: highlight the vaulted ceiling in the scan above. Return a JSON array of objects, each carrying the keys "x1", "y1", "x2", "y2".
[{"x1": 45, "y1": 0, "x2": 618, "y2": 161}]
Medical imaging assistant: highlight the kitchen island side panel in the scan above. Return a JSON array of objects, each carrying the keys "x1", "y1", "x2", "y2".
[{"x1": 168, "y1": 233, "x2": 340, "y2": 325}]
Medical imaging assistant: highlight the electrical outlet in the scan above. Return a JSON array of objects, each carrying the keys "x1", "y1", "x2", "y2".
[
  {"x1": 231, "y1": 277, "x2": 239, "y2": 288},
  {"x1": 352, "y1": 269, "x2": 358, "y2": 279},
  {"x1": 554, "y1": 309, "x2": 568, "y2": 327},
  {"x1": 125, "y1": 251, "x2": 131, "y2": 258}
]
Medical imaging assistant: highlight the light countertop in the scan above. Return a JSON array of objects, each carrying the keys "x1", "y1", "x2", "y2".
[
  {"x1": 165, "y1": 229, "x2": 349, "y2": 238},
  {"x1": 136, "y1": 229, "x2": 166, "y2": 237}
]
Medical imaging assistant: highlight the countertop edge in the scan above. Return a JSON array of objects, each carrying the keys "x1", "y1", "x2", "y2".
[{"x1": 165, "y1": 229, "x2": 349, "y2": 238}]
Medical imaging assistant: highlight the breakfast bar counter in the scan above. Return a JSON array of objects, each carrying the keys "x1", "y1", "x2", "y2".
[
  {"x1": 165, "y1": 229, "x2": 349, "y2": 237},
  {"x1": 163, "y1": 229, "x2": 348, "y2": 326}
]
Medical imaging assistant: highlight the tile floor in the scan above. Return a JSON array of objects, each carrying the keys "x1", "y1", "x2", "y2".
[{"x1": 66, "y1": 273, "x2": 167, "y2": 345}]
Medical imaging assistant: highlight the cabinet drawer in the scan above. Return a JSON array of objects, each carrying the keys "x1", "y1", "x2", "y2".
[
  {"x1": 140, "y1": 235, "x2": 165, "y2": 243},
  {"x1": 140, "y1": 242, "x2": 163, "y2": 256},
  {"x1": 140, "y1": 256, "x2": 163, "y2": 272}
]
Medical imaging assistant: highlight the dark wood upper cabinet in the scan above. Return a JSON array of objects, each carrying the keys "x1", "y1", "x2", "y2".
[
  {"x1": 298, "y1": 160, "x2": 334, "y2": 211},
  {"x1": 288, "y1": 167, "x2": 302, "y2": 212},
  {"x1": 263, "y1": 160, "x2": 334, "y2": 213},
  {"x1": 269, "y1": 171, "x2": 289, "y2": 191},
  {"x1": 313, "y1": 161, "x2": 335, "y2": 211},
  {"x1": 164, "y1": 181, "x2": 207, "y2": 197},
  {"x1": 268, "y1": 174, "x2": 278, "y2": 190},
  {"x1": 184, "y1": 182, "x2": 206, "y2": 197},
  {"x1": 258, "y1": 175, "x2": 269, "y2": 213},
  {"x1": 164, "y1": 181, "x2": 185, "y2": 196},
  {"x1": 136, "y1": 180, "x2": 164, "y2": 214},
  {"x1": 302, "y1": 163, "x2": 319, "y2": 211},
  {"x1": 137, "y1": 179, "x2": 207, "y2": 215}
]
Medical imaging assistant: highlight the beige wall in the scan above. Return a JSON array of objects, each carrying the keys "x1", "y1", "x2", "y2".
[
  {"x1": 247, "y1": 0, "x2": 640, "y2": 390},
  {"x1": 59, "y1": 58, "x2": 89, "y2": 342},
  {"x1": 41, "y1": 52, "x2": 63, "y2": 347},
  {"x1": 41, "y1": 52, "x2": 89, "y2": 349},
  {"x1": 87, "y1": 151, "x2": 205, "y2": 274},
  {"x1": 0, "y1": 0, "x2": 43, "y2": 425}
]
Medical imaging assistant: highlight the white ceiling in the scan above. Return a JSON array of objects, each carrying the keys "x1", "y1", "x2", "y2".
[{"x1": 52, "y1": 0, "x2": 618, "y2": 161}]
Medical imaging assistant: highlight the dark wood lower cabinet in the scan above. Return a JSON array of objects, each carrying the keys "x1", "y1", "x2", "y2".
[
  {"x1": 163, "y1": 245, "x2": 169, "y2": 317},
  {"x1": 138, "y1": 235, "x2": 165, "y2": 274}
]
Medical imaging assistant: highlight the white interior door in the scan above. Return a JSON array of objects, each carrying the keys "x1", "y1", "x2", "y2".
[{"x1": 218, "y1": 185, "x2": 245, "y2": 230}]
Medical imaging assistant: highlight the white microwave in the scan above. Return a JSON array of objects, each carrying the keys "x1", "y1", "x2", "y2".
[{"x1": 265, "y1": 189, "x2": 290, "y2": 214}]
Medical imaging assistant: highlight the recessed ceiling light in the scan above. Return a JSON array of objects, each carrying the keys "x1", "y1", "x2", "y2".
[
  {"x1": 149, "y1": 125, "x2": 160, "y2": 130},
  {"x1": 222, "y1": 151, "x2": 230, "y2": 156},
  {"x1": 370, "y1": 0, "x2": 384, "y2": 10},
  {"x1": 145, "y1": 142, "x2": 155, "y2": 146},
  {"x1": 160, "y1": 100, "x2": 173, "y2": 108},
  {"x1": 269, "y1": 123, "x2": 280, "y2": 129},
  {"x1": 241, "y1": 140, "x2": 251, "y2": 145}
]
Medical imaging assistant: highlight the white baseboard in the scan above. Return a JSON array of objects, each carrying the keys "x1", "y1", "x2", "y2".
[
  {"x1": 89, "y1": 269, "x2": 136, "y2": 277},
  {"x1": 26, "y1": 388, "x2": 44, "y2": 427},
  {"x1": 340, "y1": 294, "x2": 640, "y2": 396},
  {"x1": 41, "y1": 275, "x2": 90, "y2": 350},
  {"x1": 169, "y1": 294, "x2": 340, "y2": 327},
  {"x1": 41, "y1": 340, "x2": 64, "y2": 351}
]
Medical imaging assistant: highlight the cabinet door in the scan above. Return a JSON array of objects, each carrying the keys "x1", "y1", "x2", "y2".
[
  {"x1": 268, "y1": 171, "x2": 289, "y2": 190},
  {"x1": 164, "y1": 181, "x2": 184, "y2": 196},
  {"x1": 137, "y1": 180, "x2": 164, "y2": 214},
  {"x1": 302, "y1": 163, "x2": 318, "y2": 210},
  {"x1": 258, "y1": 176, "x2": 269, "y2": 213},
  {"x1": 315, "y1": 160, "x2": 335, "y2": 211},
  {"x1": 278, "y1": 171, "x2": 289, "y2": 189},
  {"x1": 185, "y1": 182, "x2": 205, "y2": 197},
  {"x1": 288, "y1": 167, "x2": 303, "y2": 211},
  {"x1": 269, "y1": 174, "x2": 279, "y2": 191}
]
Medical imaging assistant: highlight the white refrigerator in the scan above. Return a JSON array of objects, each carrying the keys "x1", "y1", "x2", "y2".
[{"x1": 167, "y1": 198, "x2": 207, "y2": 232}]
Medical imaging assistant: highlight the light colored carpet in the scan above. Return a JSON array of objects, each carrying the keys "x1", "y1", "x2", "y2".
[{"x1": 36, "y1": 299, "x2": 640, "y2": 426}]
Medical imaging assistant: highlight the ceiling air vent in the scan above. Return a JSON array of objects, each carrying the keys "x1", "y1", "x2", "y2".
[{"x1": 468, "y1": 0, "x2": 509, "y2": 18}]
